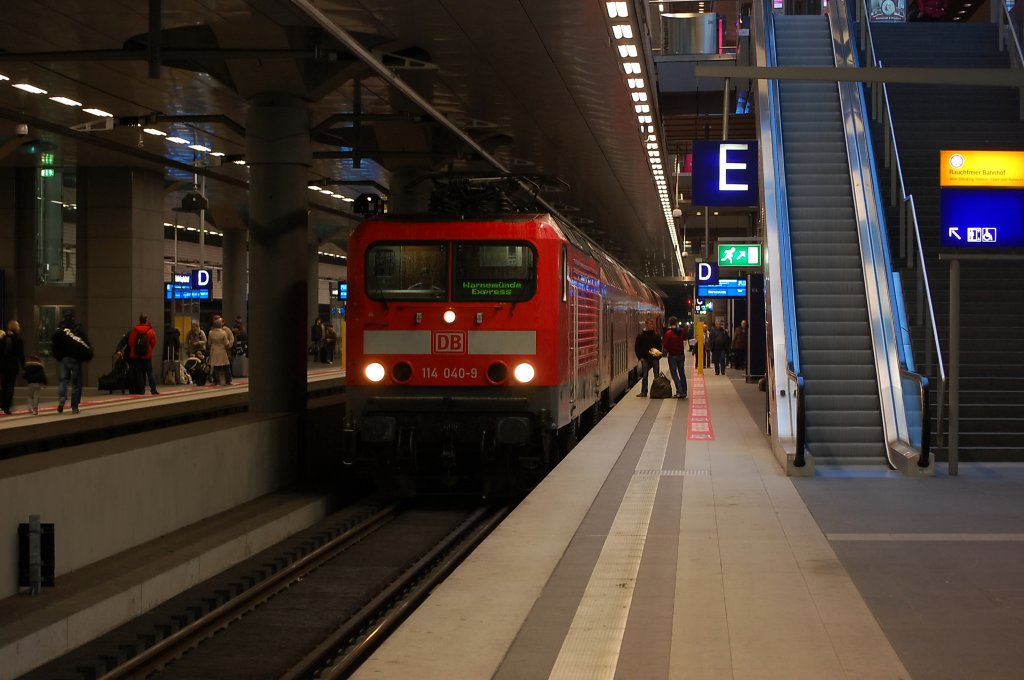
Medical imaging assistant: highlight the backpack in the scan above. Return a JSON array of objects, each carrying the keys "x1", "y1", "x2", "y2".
[{"x1": 134, "y1": 329, "x2": 150, "y2": 357}]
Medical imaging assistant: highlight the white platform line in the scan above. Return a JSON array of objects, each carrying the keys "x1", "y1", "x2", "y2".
[
  {"x1": 828, "y1": 532, "x2": 1024, "y2": 542},
  {"x1": 548, "y1": 399, "x2": 676, "y2": 680}
]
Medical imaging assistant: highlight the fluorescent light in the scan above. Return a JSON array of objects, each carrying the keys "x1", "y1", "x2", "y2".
[
  {"x1": 308, "y1": 185, "x2": 322, "y2": 191},
  {"x1": 0, "y1": 74, "x2": 8, "y2": 81},
  {"x1": 232, "y1": 159, "x2": 246, "y2": 165},
  {"x1": 628, "y1": 78, "x2": 645, "y2": 89},
  {"x1": 617, "y1": 44, "x2": 638, "y2": 58},
  {"x1": 209, "y1": 151, "x2": 225, "y2": 157},
  {"x1": 612, "y1": 24, "x2": 633, "y2": 40},
  {"x1": 188, "y1": 144, "x2": 211, "y2": 152},
  {"x1": 623, "y1": 62, "x2": 641, "y2": 74},
  {"x1": 143, "y1": 128, "x2": 166, "y2": 136},
  {"x1": 83, "y1": 108, "x2": 112, "y2": 117},
  {"x1": 13, "y1": 83, "x2": 47, "y2": 94},
  {"x1": 342, "y1": 197, "x2": 354, "y2": 202},
  {"x1": 634, "y1": 104, "x2": 650, "y2": 113},
  {"x1": 50, "y1": 96, "x2": 81, "y2": 107},
  {"x1": 606, "y1": 1, "x2": 628, "y2": 17},
  {"x1": 166, "y1": 136, "x2": 189, "y2": 144}
]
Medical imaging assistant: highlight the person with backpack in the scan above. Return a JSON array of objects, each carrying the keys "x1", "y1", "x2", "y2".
[
  {"x1": 128, "y1": 314, "x2": 159, "y2": 395},
  {"x1": 662, "y1": 316, "x2": 688, "y2": 399},
  {"x1": 52, "y1": 309, "x2": 92, "y2": 414}
]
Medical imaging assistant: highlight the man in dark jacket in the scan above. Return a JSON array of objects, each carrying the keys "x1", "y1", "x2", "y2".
[
  {"x1": 634, "y1": 318, "x2": 663, "y2": 397},
  {"x1": 710, "y1": 319, "x2": 732, "y2": 375},
  {"x1": 662, "y1": 316, "x2": 688, "y2": 398},
  {"x1": 52, "y1": 309, "x2": 92, "y2": 413},
  {"x1": 128, "y1": 314, "x2": 159, "y2": 395}
]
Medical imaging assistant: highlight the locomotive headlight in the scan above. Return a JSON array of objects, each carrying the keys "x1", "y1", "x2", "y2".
[
  {"x1": 364, "y1": 362, "x2": 386, "y2": 382},
  {"x1": 513, "y1": 362, "x2": 536, "y2": 383},
  {"x1": 442, "y1": 309, "x2": 457, "y2": 324}
]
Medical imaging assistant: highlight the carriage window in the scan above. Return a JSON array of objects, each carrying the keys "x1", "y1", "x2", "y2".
[
  {"x1": 365, "y1": 242, "x2": 448, "y2": 301},
  {"x1": 452, "y1": 242, "x2": 537, "y2": 302}
]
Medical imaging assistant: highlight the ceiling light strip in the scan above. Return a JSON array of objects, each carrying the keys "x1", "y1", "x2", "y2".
[{"x1": 603, "y1": 0, "x2": 683, "y2": 274}]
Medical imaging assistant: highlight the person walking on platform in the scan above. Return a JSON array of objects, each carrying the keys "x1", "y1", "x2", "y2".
[
  {"x1": 0, "y1": 320, "x2": 26, "y2": 415},
  {"x1": 731, "y1": 319, "x2": 748, "y2": 371},
  {"x1": 128, "y1": 314, "x2": 159, "y2": 395},
  {"x1": 185, "y1": 321, "x2": 207, "y2": 357},
  {"x1": 310, "y1": 318, "x2": 324, "y2": 363},
  {"x1": 710, "y1": 318, "x2": 731, "y2": 375},
  {"x1": 634, "y1": 318, "x2": 662, "y2": 397},
  {"x1": 662, "y1": 316, "x2": 688, "y2": 399},
  {"x1": 323, "y1": 322, "x2": 337, "y2": 364},
  {"x1": 207, "y1": 317, "x2": 232, "y2": 386},
  {"x1": 52, "y1": 309, "x2": 92, "y2": 414},
  {"x1": 22, "y1": 354, "x2": 47, "y2": 415}
]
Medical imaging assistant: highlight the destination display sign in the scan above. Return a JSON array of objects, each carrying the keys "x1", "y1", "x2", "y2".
[
  {"x1": 698, "y1": 278, "x2": 747, "y2": 298},
  {"x1": 940, "y1": 150, "x2": 1024, "y2": 249},
  {"x1": 165, "y1": 269, "x2": 212, "y2": 300}
]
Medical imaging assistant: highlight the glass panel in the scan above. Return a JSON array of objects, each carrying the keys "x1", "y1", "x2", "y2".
[
  {"x1": 36, "y1": 167, "x2": 77, "y2": 285},
  {"x1": 365, "y1": 242, "x2": 448, "y2": 301},
  {"x1": 452, "y1": 242, "x2": 536, "y2": 302}
]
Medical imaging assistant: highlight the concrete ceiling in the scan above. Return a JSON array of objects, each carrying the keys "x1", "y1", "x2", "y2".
[{"x1": 0, "y1": 0, "x2": 681, "y2": 273}]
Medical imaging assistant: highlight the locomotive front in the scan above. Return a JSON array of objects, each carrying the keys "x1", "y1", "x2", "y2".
[{"x1": 344, "y1": 217, "x2": 564, "y2": 497}]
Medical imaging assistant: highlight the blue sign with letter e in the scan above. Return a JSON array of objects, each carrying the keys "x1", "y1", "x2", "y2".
[{"x1": 692, "y1": 140, "x2": 759, "y2": 207}]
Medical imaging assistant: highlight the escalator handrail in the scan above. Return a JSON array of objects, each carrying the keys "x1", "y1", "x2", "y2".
[
  {"x1": 756, "y1": 0, "x2": 805, "y2": 458},
  {"x1": 858, "y1": 0, "x2": 947, "y2": 448}
]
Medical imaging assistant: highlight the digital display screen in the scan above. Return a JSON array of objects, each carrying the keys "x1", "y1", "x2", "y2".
[{"x1": 698, "y1": 278, "x2": 747, "y2": 298}]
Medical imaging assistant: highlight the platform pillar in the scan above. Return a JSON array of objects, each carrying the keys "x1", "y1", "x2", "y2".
[{"x1": 246, "y1": 94, "x2": 311, "y2": 421}]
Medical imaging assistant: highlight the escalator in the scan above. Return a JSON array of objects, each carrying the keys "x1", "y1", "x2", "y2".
[{"x1": 774, "y1": 14, "x2": 886, "y2": 464}]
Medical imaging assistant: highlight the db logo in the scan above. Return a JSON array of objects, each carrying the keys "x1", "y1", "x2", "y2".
[{"x1": 433, "y1": 331, "x2": 466, "y2": 354}]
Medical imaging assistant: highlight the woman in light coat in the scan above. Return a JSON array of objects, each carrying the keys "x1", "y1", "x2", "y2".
[{"x1": 207, "y1": 318, "x2": 232, "y2": 386}]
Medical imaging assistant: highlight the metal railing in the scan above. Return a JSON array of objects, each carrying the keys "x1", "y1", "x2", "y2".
[
  {"x1": 854, "y1": 0, "x2": 948, "y2": 464},
  {"x1": 755, "y1": 0, "x2": 806, "y2": 467},
  {"x1": 996, "y1": 0, "x2": 1024, "y2": 118}
]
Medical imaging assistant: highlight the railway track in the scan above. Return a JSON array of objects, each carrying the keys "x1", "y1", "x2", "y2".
[{"x1": 21, "y1": 500, "x2": 510, "y2": 680}]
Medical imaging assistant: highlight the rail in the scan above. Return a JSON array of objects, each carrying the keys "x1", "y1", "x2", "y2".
[
  {"x1": 854, "y1": 0, "x2": 947, "y2": 465},
  {"x1": 755, "y1": 0, "x2": 806, "y2": 468},
  {"x1": 996, "y1": 0, "x2": 1024, "y2": 119}
]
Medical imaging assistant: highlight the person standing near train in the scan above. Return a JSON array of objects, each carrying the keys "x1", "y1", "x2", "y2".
[
  {"x1": 634, "y1": 318, "x2": 663, "y2": 398},
  {"x1": 662, "y1": 316, "x2": 688, "y2": 399}
]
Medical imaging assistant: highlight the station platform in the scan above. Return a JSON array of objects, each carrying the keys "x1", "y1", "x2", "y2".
[
  {"x1": 354, "y1": 367, "x2": 1024, "y2": 680},
  {"x1": 0, "y1": 359, "x2": 342, "y2": 423}
]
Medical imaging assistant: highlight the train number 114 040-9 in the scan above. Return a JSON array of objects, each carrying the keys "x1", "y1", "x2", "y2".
[{"x1": 421, "y1": 367, "x2": 479, "y2": 379}]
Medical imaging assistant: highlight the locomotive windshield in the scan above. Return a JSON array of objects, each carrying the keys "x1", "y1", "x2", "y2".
[
  {"x1": 452, "y1": 242, "x2": 536, "y2": 302},
  {"x1": 365, "y1": 242, "x2": 448, "y2": 301}
]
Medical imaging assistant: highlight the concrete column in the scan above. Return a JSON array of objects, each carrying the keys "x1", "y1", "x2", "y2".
[
  {"x1": 246, "y1": 93, "x2": 311, "y2": 418},
  {"x1": 82, "y1": 167, "x2": 164, "y2": 367},
  {"x1": 387, "y1": 169, "x2": 432, "y2": 214},
  {"x1": 221, "y1": 226, "x2": 248, "y2": 324}
]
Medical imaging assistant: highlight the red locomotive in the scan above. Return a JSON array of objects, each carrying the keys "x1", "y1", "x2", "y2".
[{"x1": 343, "y1": 213, "x2": 663, "y2": 496}]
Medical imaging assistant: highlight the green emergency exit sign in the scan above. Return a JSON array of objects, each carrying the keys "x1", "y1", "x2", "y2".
[{"x1": 717, "y1": 243, "x2": 761, "y2": 267}]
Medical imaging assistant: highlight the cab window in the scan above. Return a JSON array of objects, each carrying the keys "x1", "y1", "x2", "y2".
[
  {"x1": 365, "y1": 242, "x2": 448, "y2": 301},
  {"x1": 452, "y1": 242, "x2": 537, "y2": 302}
]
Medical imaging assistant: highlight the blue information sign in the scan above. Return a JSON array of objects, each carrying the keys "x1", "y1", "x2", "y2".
[
  {"x1": 940, "y1": 188, "x2": 1024, "y2": 249},
  {"x1": 697, "y1": 262, "x2": 719, "y2": 285},
  {"x1": 165, "y1": 269, "x2": 212, "y2": 300},
  {"x1": 691, "y1": 140, "x2": 759, "y2": 207},
  {"x1": 698, "y1": 278, "x2": 747, "y2": 298}
]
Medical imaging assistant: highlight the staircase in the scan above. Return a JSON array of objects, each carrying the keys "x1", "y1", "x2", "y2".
[
  {"x1": 870, "y1": 22, "x2": 1024, "y2": 462},
  {"x1": 775, "y1": 14, "x2": 886, "y2": 464}
]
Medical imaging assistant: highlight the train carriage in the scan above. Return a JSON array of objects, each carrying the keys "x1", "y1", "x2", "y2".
[{"x1": 343, "y1": 213, "x2": 662, "y2": 496}]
